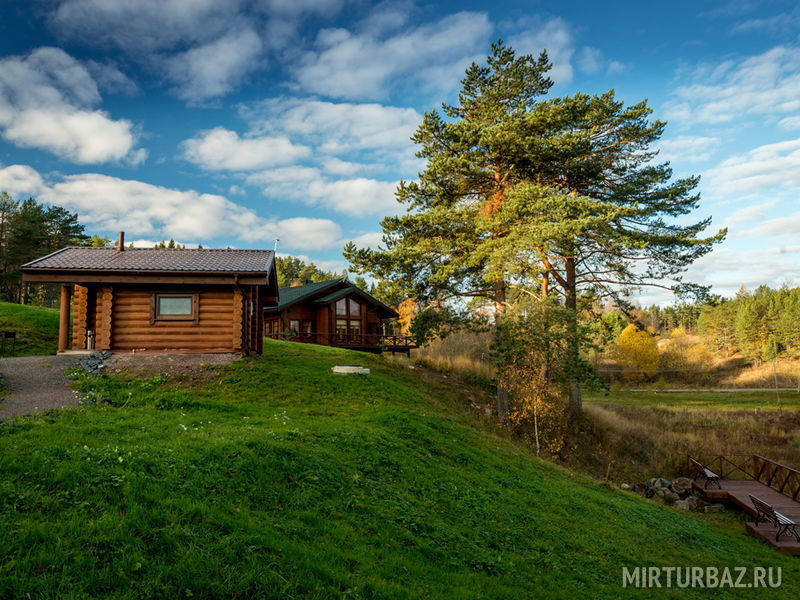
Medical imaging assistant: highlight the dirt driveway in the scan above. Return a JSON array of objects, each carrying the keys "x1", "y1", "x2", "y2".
[
  {"x1": 0, "y1": 355, "x2": 80, "y2": 419},
  {"x1": 0, "y1": 353, "x2": 241, "y2": 419}
]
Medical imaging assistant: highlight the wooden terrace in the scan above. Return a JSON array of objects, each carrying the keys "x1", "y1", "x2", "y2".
[{"x1": 690, "y1": 455, "x2": 800, "y2": 555}]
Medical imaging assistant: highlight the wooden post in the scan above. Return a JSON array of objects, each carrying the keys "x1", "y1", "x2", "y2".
[{"x1": 58, "y1": 284, "x2": 71, "y2": 352}]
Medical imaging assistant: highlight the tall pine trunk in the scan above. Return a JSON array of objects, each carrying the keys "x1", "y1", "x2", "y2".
[
  {"x1": 564, "y1": 256, "x2": 582, "y2": 416},
  {"x1": 494, "y1": 279, "x2": 511, "y2": 424}
]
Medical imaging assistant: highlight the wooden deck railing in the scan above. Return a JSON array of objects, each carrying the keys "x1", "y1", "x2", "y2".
[
  {"x1": 752, "y1": 455, "x2": 800, "y2": 501},
  {"x1": 265, "y1": 331, "x2": 417, "y2": 349},
  {"x1": 690, "y1": 454, "x2": 800, "y2": 501}
]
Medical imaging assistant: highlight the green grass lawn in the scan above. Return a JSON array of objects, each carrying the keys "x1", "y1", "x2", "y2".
[
  {"x1": 584, "y1": 390, "x2": 800, "y2": 410},
  {"x1": 1, "y1": 339, "x2": 797, "y2": 599},
  {"x1": 0, "y1": 301, "x2": 60, "y2": 356}
]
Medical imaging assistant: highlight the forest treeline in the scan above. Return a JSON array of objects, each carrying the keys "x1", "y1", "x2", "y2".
[
  {"x1": 697, "y1": 286, "x2": 800, "y2": 361},
  {"x1": 587, "y1": 286, "x2": 800, "y2": 364},
  {"x1": 0, "y1": 192, "x2": 88, "y2": 305}
]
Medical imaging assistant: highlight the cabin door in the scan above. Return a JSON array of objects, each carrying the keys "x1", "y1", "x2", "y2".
[{"x1": 85, "y1": 286, "x2": 97, "y2": 350}]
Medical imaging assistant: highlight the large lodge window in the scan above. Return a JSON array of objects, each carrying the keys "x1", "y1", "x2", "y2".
[
  {"x1": 289, "y1": 319, "x2": 312, "y2": 335},
  {"x1": 335, "y1": 296, "x2": 362, "y2": 341},
  {"x1": 151, "y1": 293, "x2": 198, "y2": 323},
  {"x1": 265, "y1": 318, "x2": 280, "y2": 337}
]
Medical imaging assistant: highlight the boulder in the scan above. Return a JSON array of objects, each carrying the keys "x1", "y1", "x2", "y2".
[
  {"x1": 650, "y1": 477, "x2": 672, "y2": 490},
  {"x1": 670, "y1": 477, "x2": 693, "y2": 496},
  {"x1": 674, "y1": 499, "x2": 692, "y2": 510},
  {"x1": 704, "y1": 503, "x2": 724, "y2": 514},
  {"x1": 663, "y1": 490, "x2": 680, "y2": 503},
  {"x1": 633, "y1": 482, "x2": 655, "y2": 498},
  {"x1": 620, "y1": 483, "x2": 632, "y2": 490}
]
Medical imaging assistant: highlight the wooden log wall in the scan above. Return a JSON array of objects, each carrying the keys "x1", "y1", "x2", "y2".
[
  {"x1": 110, "y1": 286, "x2": 236, "y2": 352},
  {"x1": 232, "y1": 287, "x2": 244, "y2": 353},
  {"x1": 244, "y1": 285, "x2": 265, "y2": 354},
  {"x1": 72, "y1": 284, "x2": 89, "y2": 349},
  {"x1": 95, "y1": 286, "x2": 113, "y2": 349}
]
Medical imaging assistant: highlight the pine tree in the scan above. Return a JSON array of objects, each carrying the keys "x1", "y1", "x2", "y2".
[
  {"x1": 345, "y1": 41, "x2": 724, "y2": 418},
  {"x1": 346, "y1": 40, "x2": 553, "y2": 420}
]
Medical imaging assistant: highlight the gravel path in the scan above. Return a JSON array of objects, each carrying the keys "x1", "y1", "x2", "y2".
[
  {"x1": 0, "y1": 353, "x2": 241, "y2": 419},
  {"x1": 0, "y1": 355, "x2": 80, "y2": 419},
  {"x1": 106, "y1": 353, "x2": 239, "y2": 377}
]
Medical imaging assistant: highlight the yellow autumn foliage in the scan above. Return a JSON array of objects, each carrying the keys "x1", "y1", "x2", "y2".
[
  {"x1": 617, "y1": 324, "x2": 659, "y2": 372},
  {"x1": 397, "y1": 298, "x2": 417, "y2": 337},
  {"x1": 500, "y1": 355, "x2": 567, "y2": 457}
]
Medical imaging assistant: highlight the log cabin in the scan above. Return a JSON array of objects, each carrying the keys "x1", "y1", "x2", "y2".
[
  {"x1": 21, "y1": 233, "x2": 278, "y2": 355},
  {"x1": 264, "y1": 279, "x2": 413, "y2": 354}
]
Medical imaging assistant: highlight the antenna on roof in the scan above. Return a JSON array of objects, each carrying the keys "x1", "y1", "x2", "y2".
[{"x1": 273, "y1": 238, "x2": 280, "y2": 253}]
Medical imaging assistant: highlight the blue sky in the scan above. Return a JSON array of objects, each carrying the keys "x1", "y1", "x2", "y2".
[{"x1": 0, "y1": 0, "x2": 798, "y2": 303}]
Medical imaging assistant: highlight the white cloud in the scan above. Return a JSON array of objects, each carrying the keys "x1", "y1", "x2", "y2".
[
  {"x1": 349, "y1": 231, "x2": 383, "y2": 249},
  {"x1": 720, "y1": 200, "x2": 777, "y2": 230},
  {"x1": 165, "y1": 29, "x2": 263, "y2": 102},
  {"x1": 665, "y1": 46, "x2": 800, "y2": 125},
  {"x1": 656, "y1": 136, "x2": 720, "y2": 163},
  {"x1": 50, "y1": 0, "x2": 345, "y2": 100},
  {"x1": 0, "y1": 47, "x2": 143, "y2": 164},
  {"x1": 0, "y1": 164, "x2": 46, "y2": 197},
  {"x1": 183, "y1": 98, "x2": 421, "y2": 214},
  {"x1": 573, "y1": 45, "x2": 626, "y2": 78},
  {"x1": 685, "y1": 246, "x2": 800, "y2": 293},
  {"x1": 181, "y1": 127, "x2": 310, "y2": 171},
  {"x1": 637, "y1": 243, "x2": 800, "y2": 305},
  {"x1": 129, "y1": 238, "x2": 200, "y2": 248},
  {"x1": 275, "y1": 218, "x2": 343, "y2": 250},
  {"x1": 308, "y1": 178, "x2": 398, "y2": 215},
  {"x1": 6, "y1": 108, "x2": 145, "y2": 165},
  {"x1": 607, "y1": 60, "x2": 627, "y2": 75},
  {"x1": 0, "y1": 165, "x2": 342, "y2": 250},
  {"x1": 778, "y1": 116, "x2": 800, "y2": 130},
  {"x1": 248, "y1": 167, "x2": 399, "y2": 216},
  {"x1": 241, "y1": 98, "x2": 422, "y2": 171},
  {"x1": 705, "y1": 138, "x2": 800, "y2": 194},
  {"x1": 742, "y1": 209, "x2": 800, "y2": 239},
  {"x1": 508, "y1": 17, "x2": 575, "y2": 85},
  {"x1": 295, "y1": 11, "x2": 491, "y2": 100},
  {"x1": 732, "y1": 7, "x2": 800, "y2": 34},
  {"x1": 576, "y1": 47, "x2": 602, "y2": 74},
  {"x1": 85, "y1": 60, "x2": 139, "y2": 95}
]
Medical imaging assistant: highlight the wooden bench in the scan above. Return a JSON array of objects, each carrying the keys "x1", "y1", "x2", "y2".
[
  {"x1": 690, "y1": 457, "x2": 721, "y2": 489},
  {"x1": 749, "y1": 494, "x2": 800, "y2": 542}
]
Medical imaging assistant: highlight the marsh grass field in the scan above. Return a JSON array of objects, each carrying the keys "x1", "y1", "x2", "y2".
[
  {"x1": 571, "y1": 390, "x2": 800, "y2": 484},
  {"x1": 584, "y1": 390, "x2": 800, "y2": 410}
]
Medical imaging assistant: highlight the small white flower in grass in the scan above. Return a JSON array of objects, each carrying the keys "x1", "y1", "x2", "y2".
[
  {"x1": 179, "y1": 424, "x2": 187, "y2": 431},
  {"x1": 118, "y1": 456, "x2": 123, "y2": 463}
]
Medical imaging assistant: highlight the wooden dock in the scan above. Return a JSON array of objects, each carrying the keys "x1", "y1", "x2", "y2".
[{"x1": 691, "y1": 455, "x2": 800, "y2": 555}]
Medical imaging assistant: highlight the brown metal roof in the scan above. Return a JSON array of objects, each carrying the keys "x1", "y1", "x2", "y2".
[{"x1": 21, "y1": 247, "x2": 275, "y2": 274}]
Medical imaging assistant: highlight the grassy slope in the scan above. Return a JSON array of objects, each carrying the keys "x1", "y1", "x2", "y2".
[
  {"x1": 0, "y1": 301, "x2": 60, "y2": 356},
  {"x1": 0, "y1": 340, "x2": 796, "y2": 599}
]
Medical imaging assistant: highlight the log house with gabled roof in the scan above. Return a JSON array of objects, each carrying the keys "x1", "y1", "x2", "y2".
[
  {"x1": 21, "y1": 233, "x2": 278, "y2": 355},
  {"x1": 264, "y1": 279, "x2": 414, "y2": 354}
]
